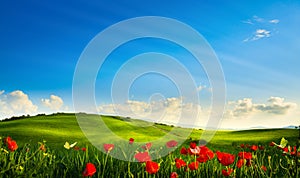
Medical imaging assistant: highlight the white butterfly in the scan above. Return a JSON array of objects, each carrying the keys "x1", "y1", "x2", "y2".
[{"x1": 64, "y1": 141, "x2": 77, "y2": 149}]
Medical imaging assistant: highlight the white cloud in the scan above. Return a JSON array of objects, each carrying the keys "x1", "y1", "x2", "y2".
[
  {"x1": 269, "y1": 19, "x2": 280, "y2": 24},
  {"x1": 230, "y1": 98, "x2": 254, "y2": 116},
  {"x1": 41, "y1": 95, "x2": 64, "y2": 110},
  {"x1": 242, "y1": 19, "x2": 254, "y2": 25},
  {"x1": 97, "y1": 96, "x2": 299, "y2": 129},
  {"x1": 197, "y1": 85, "x2": 207, "y2": 92},
  {"x1": 0, "y1": 90, "x2": 38, "y2": 118},
  {"x1": 98, "y1": 97, "x2": 204, "y2": 127},
  {"x1": 229, "y1": 97, "x2": 297, "y2": 117},
  {"x1": 255, "y1": 29, "x2": 271, "y2": 39},
  {"x1": 255, "y1": 96, "x2": 297, "y2": 114},
  {"x1": 243, "y1": 16, "x2": 279, "y2": 42},
  {"x1": 253, "y1": 15, "x2": 264, "y2": 23},
  {"x1": 243, "y1": 16, "x2": 279, "y2": 25},
  {"x1": 242, "y1": 15, "x2": 264, "y2": 25},
  {"x1": 244, "y1": 29, "x2": 271, "y2": 42}
]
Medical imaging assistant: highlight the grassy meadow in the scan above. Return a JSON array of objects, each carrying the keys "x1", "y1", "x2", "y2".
[
  {"x1": 0, "y1": 113, "x2": 297, "y2": 150},
  {"x1": 0, "y1": 113, "x2": 299, "y2": 177}
]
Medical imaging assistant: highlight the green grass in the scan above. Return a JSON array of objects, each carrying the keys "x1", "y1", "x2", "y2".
[
  {"x1": 0, "y1": 113, "x2": 299, "y2": 177},
  {"x1": 0, "y1": 113, "x2": 297, "y2": 152}
]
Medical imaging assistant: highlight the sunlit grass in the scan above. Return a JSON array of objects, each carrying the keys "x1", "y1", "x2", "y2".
[
  {"x1": 0, "y1": 113, "x2": 297, "y2": 151},
  {"x1": 0, "y1": 113, "x2": 299, "y2": 177}
]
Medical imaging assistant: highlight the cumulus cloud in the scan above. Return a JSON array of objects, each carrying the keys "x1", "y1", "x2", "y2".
[
  {"x1": 255, "y1": 97, "x2": 297, "y2": 114},
  {"x1": 98, "y1": 97, "x2": 204, "y2": 127},
  {"x1": 41, "y1": 95, "x2": 64, "y2": 110},
  {"x1": 230, "y1": 98, "x2": 255, "y2": 116},
  {"x1": 229, "y1": 97, "x2": 297, "y2": 117},
  {"x1": 0, "y1": 90, "x2": 38, "y2": 118}
]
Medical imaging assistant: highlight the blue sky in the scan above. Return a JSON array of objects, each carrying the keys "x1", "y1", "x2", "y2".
[{"x1": 0, "y1": 0, "x2": 299, "y2": 129}]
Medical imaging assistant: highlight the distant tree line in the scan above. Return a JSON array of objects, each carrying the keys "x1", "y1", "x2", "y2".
[
  {"x1": 0, "y1": 113, "x2": 72, "y2": 122},
  {"x1": 0, "y1": 114, "x2": 33, "y2": 122}
]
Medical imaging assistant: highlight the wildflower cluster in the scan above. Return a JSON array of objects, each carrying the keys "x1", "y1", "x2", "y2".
[{"x1": 0, "y1": 136, "x2": 299, "y2": 177}]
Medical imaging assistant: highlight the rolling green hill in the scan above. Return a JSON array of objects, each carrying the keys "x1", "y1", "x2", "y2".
[{"x1": 0, "y1": 113, "x2": 298, "y2": 151}]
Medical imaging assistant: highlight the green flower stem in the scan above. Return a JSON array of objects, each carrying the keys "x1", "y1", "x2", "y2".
[{"x1": 102, "y1": 152, "x2": 110, "y2": 178}]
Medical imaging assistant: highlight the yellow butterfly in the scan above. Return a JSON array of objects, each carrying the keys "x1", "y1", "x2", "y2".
[{"x1": 64, "y1": 141, "x2": 77, "y2": 149}]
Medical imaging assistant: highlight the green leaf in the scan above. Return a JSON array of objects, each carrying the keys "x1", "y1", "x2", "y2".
[{"x1": 279, "y1": 137, "x2": 288, "y2": 148}]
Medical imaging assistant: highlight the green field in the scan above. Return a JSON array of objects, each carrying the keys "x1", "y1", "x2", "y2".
[
  {"x1": 0, "y1": 113, "x2": 297, "y2": 151},
  {"x1": 0, "y1": 113, "x2": 299, "y2": 177}
]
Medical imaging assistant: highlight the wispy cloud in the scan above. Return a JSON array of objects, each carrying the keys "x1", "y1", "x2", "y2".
[
  {"x1": 197, "y1": 85, "x2": 206, "y2": 92},
  {"x1": 269, "y1": 19, "x2": 280, "y2": 24},
  {"x1": 244, "y1": 29, "x2": 271, "y2": 42},
  {"x1": 253, "y1": 15, "x2": 264, "y2": 23},
  {"x1": 243, "y1": 15, "x2": 279, "y2": 42},
  {"x1": 242, "y1": 19, "x2": 254, "y2": 25},
  {"x1": 242, "y1": 16, "x2": 279, "y2": 25}
]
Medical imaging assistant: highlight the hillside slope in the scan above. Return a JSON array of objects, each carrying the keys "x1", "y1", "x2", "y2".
[{"x1": 0, "y1": 113, "x2": 297, "y2": 150}]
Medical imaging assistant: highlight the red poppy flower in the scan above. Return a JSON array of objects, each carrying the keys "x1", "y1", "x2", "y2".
[
  {"x1": 196, "y1": 146, "x2": 214, "y2": 163},
  {"x1": 142, "y1": 142, "x2": 152, "y2": 150},
  {"x1": 175, "y1": 158, "x2": 186, "y2": 168},
  {"x1": 134, "y1": 152, "x2": 152, "y2": 162},
  {"x1": 170, "y1": 172, "x2": 178, "y2": 178},
  {"x1": 201, "y1": 152, "x2": 213, "y2": 161},
  {"x1": 222, "y1": 168, "x2": 234, "y2": 176},
  {"x1": 238, "y1": 152, "x2": 252, "y2": 160},
  {"x1": 237, "y1": 159, "x2": 245, "y2": 168},
  {"x1": 7, "y1": 140, "x2": 18, "y2": 152},
  {"x1": 82, "y1": 163, "x2": 96, "y2": 177},
  {"x1": 269, "y1": 141, "x2": 275, "y2": 146},
  {"x1": 5, "y1": 136, "x2": 12, "y2": 144},
  {"x1": 180, "y1": 147, "x2": 188, "y2": 155},
  {"x1": 145, "y1": 161, "x2": 159, "y2": 174},
  {"x1": 82, "y1": 147, "x2": 87, "y2": 152},
  {"x1": 291, "y1": 146, "x2": 297, "y2": 156},
  {"x1": 283, "y1": 147, "x2": 289, "y2": 153},
  {"x1": 166, "y1": 140, "x2": 178, "y2": 148},
  {"x1": 261, "y1": 165, "x2": 267, "y2": 172},
  {"x1": 190, "y1": 142, "x2": 197, "y2": 149},
  {"x1": 240, "y1": 144, "x2": 245, "y2": 148},
  {"x1": 216, "y1": 151, "x2": 235, "y2": 166},
  {"x1": 250, "y1": 145, "x2": 258, "y2": 151},
  {"x1": 188, "y1": 161, "x2": 199, "y2": 170},
  {"x1": 103, "y1": 144, "x2": 114, "y2": 152},
  {"x1": 188, "y1": 144, "x2": 200, "y2": 155},
  {"x1": 129, "y1": 138, "x2": 134, "y2": 144},
  {"x1": 259, "y1": 145, "x2": 264, "y2": 150}
]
